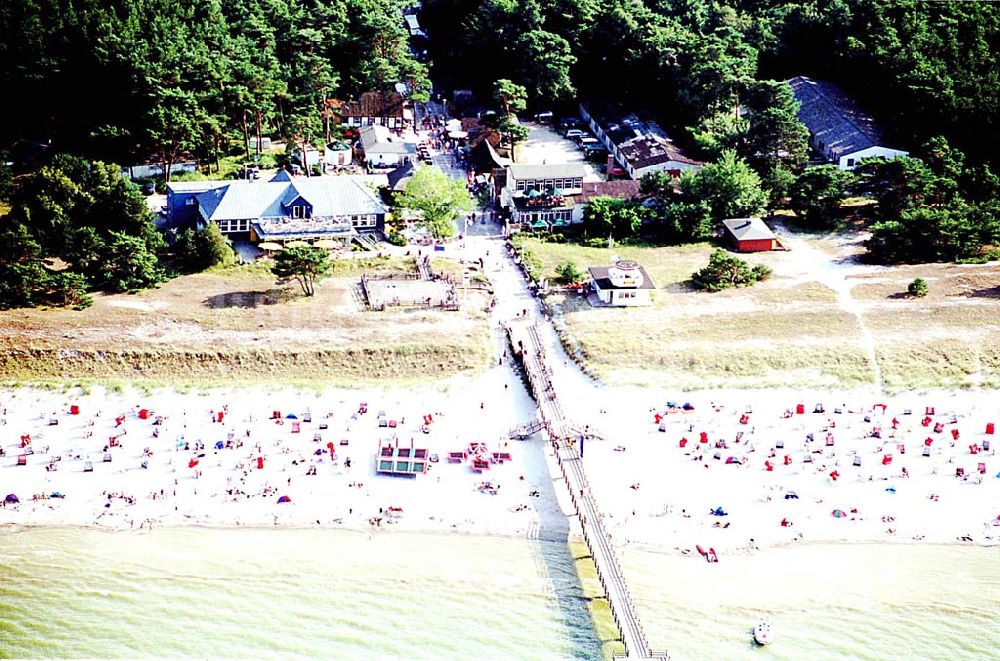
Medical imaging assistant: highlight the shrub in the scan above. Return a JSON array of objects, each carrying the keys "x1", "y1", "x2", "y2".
[
  {"x1": 692, "y1": 249, "x2": 771, "y2": 291},
  {"x1": 907, "y1": 277, "x2": 929, "y2": 298},
  {"x1": 554, "y1": 259, "x2": 583, "y2": 284}
]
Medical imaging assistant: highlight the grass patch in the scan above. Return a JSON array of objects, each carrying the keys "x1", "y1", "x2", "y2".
[
  {"x1": 0, "y1": 258, "x2": 492, "y2": 384},
  {"x1": 569, "y1": 538, "x2": 625, "y2": 660}
]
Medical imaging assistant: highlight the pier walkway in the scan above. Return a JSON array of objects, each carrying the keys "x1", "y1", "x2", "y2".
[{"x1": 506, "y1": 321, "x2": 668, "y2": 661}]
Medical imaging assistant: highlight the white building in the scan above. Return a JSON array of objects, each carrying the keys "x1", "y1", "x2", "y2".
[
  {"x1": 588, "y1": 259, "x2": 655, "y2": 306},
  {"x1": 358, "y1": 125, "x2": 416, "y2": 168},
  {"x1": 788, "y1": 76, "x2": 909, "y2": 170}
]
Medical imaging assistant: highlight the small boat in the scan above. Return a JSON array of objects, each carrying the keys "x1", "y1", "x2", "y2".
[{"x1": 752, "y1": 619, "x2": 774, "y2": 646}]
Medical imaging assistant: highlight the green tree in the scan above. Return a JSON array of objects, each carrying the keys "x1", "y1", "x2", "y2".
[
  {"x1": 682, "y1": 150, "x2": 767, "y2": 221},
  {"x1": 516, "y1": 30, "x2": 576, "y2": 102},
  {"x1": 789, "y1": 165, "x2": 854, "y2": 225},
  {"x1": 271, "y1": 246, "x2": 332, "y2": 296},
  {"x1": 0, "y1": 222, "x2": 53, "y2": 309},
  {"x1": 692, "y1": 248, "x2": 771, "y2": 291},
  {"x1": 582, "y1": 197, "x2": 644, "y2": 240},
  {"x1": 396, "y1": 165, "x2": 473, "y2": 239},
  {"x1": 94, "y1": 231, "x2": 166, "y2": 293},
  {"x1": 554, "y1": 259, "x2": 583, "y2": 284},
  {"x1": 174, "y1": 223, "x2": 234, "y2": 271},
  {"x1": 492, "y1": 79, "x2": 529, "y2": 156}
]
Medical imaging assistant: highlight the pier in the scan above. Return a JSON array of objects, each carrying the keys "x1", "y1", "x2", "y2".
[{"x1": 506, "y1": 321, "x2": 668, "y2": 661}]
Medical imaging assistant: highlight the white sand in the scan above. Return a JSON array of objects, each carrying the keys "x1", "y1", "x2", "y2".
[
  {"x1": 0, "y1": 374, "x2": 567, "y2": 539},
  {"x1": 2, "y1": 379, "x2": 996, "y2": 556},
  {"x1": 573, "y1": 386, "x2": 1000, "y2": 556}
]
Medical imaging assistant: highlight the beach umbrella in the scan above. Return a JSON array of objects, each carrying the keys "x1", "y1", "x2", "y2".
[
  {"x1": 257, "y1": 242, "x2": 282, "y2": 251},
  {"x1": 313, "y1": 239, "x2": 338, "y2": 250},
  {"x1": 832, "y1": 509, "x2": 846, "y2": 518},
  {"x1": 277, "y1": 495, "x2": 291, "y2": 504},
  {"x1": 5, "y1": 494, "x2": 19, "y2": 504},
  {"x1": 286, "y1": 413, "x2": 298, "y2": 419},
  {"x1": 286, "y1": 240, "x2": 311, "y2": 248},
  {"x1": 445, "y1": 119, "x2": 462, "y2": 130}
]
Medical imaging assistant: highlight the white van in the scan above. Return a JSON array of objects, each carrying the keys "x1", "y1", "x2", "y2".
[
  {"x1": 565, "y1": 129, "x2": 587, "y2": 139},
  {"x1": 534, "y1": 111, "x2": 554, "y2": 122},
  {"x1": 578, "y1": 137, "x2": 600, "y2": 147}
]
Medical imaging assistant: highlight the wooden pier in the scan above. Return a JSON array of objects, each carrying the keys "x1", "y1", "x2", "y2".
[{"x1": 506, "y1": 321, "x2": 668, "y2": 661}]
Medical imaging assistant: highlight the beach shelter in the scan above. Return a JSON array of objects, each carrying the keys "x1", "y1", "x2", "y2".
[
  {"x1": 5, "y1": 493, "x2": 19, "y2": 504},
  {"x1": 277, "y1": 495, "x2": 292, "y2": 504},
  {"x1": 831, "y1": 509, "x2": 846, "y2": 518}
]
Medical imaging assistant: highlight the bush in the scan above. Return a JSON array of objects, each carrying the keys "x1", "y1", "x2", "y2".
[
  {"x1": 907, "y1": 277, "x2": 929, "y2": 297},
  {"x1": 554, "y1": 259, "x2": 583, "y2": 284},
  {"x1": 385, "y1": 231, "x2": 407, "y2": 246},
  {"x1": 692, "y1": 249, "x2": 772, "y2": 291}
]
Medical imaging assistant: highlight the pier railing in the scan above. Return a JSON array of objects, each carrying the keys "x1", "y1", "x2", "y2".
[{"x1": 506, "y1": 321, "x2": 668, "y2": 661}]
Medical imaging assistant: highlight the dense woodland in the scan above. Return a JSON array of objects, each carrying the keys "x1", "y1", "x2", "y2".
[
  {"x1": 0, "y1": 0, "x2": 429, "y2": 170},
  {"x1": 0, "y1": 0, "x2": 998, "y2": 310},
  {"x1": 423, "y1": 0, "x2": 1000, "y2": 167}
]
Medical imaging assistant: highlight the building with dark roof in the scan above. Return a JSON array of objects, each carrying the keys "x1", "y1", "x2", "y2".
[
  {"x1": 579, "y1": 102, "x2": 703, "y2": 179},
  {"x1": 722, "y1": 218, "x2": 778, "y2": 252},
  {"x1": 588, "y1": 259, "x2": 655, "y2": 306},
  {"x1": 788, "y1": 76, "x2": 908, "y2": 170},
  {"x1": 333, "y1": 91, "x2": 410, "y2": 129}
]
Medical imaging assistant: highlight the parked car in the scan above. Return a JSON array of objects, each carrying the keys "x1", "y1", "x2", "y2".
[
  {"x1": 534, "y1": 110, "x2": 554, "y2": 122},
  {"x1": 564, "y1": 128, "x2": 587, "y2": 139},
  {"x1": 583, "y1": 146, "x2": 609, "y2": 161},
  {"x1": 578, "y1": 136, "x2": 600, "y2": 147},
  {"x1": 559, "y1": 117, "x2": 582, "y2": 131}
]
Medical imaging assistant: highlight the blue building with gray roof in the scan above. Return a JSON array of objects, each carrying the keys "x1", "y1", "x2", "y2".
[
  {"x1": 166, "y1": 172, "x2": 388, "y2": 243},
  {"x1": 788, "y1": 76, "x2": 908, "y2": 170}
]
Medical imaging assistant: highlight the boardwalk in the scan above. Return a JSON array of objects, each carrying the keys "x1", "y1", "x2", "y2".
[{"x1": 506, "y1": 321, "x2": 668, "y2": 661}]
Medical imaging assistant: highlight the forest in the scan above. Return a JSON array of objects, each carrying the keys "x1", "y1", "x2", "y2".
[
  {"x1": 422, "y1": 0, "x2": 1000, "y2": 168},
  {"x1": 0, "y1": 0, "x2": 429, "y2": 171}
]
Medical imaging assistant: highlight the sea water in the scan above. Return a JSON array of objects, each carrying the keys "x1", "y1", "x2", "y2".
[
  {"x1": 0, "y1": 527, "x2": 600, "y2": 659},
  {"x1": 626, "y1": 543, "x2": 999, "y2": 661},
  {"x1": 2, "y1": 529, "x2": 996, "y2": 660}
]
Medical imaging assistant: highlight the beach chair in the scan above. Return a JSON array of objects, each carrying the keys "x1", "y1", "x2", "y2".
[
  {"x1": 83, "y1": 461, "x2": 93, "y2": 472},
  {"x1": 922, "y1": 446, "x2": 931, "y2": 457},
  {"x1": 978, "y1": 462, "x2": 986, "y2": 474},
  {"x1": 853, "y1": 455, "x2": 862, "y2": 467},
  {"x1": 776, "y1": 439, "x2": 784, "y2": 449},
  {"x1": 319, "y1": 423, "x2": 328, "y2": 430},
  {"x1": 103, "y1": 452, "x2": 112, "y2": 462},
  {"x1": 17, "y1": 454, "x2": 27, "y2": 466},
  {"x1": 49, "y1": 418, "x2": 58, "y2": 426}
]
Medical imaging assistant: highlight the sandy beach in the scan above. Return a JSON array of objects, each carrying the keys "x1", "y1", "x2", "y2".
[
  {"x1": 1, "y1": 376, "x2": 997, "y2": 558},
  {"x1": 0, "y1": 374, "x2": 568, "y2": 538}
]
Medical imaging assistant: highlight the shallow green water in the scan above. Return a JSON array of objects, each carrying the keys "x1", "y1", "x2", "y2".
[
  {"x1": 0, "y1": 527, "x2": 600, "y2": 659},
  {"x1": 626, "y1": 543, "x2": 999, "y2": 661},
  {"x1": 2, "y1": 528, "x2": 996, "y2": 660}
]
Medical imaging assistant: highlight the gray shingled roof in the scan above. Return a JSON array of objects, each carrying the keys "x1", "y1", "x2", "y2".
[
  {"x1": 787, "y1": 76, "x2": 889, "y2": 159},
  {"x1": 723, "y1": 218, "x2": 775, "y2": 241},
  {"x1": 190, "y1": 178, "x2": 387, "y2": 222}
]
